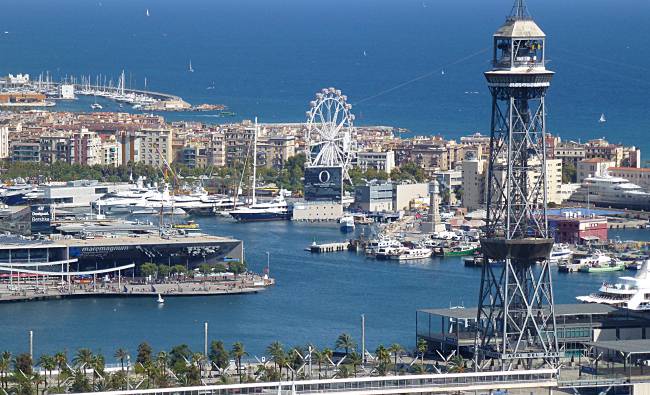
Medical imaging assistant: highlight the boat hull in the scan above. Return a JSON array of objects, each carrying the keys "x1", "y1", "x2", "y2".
[
  {"x1": 579, "y1": 265, "x2": 625, "y2": 273},
  {"x1": 230, "y1": 211, "x2": 290, "y2": 222},
  {"x1": 443, "y1": 247, "x2": 479, "y2": 257}
]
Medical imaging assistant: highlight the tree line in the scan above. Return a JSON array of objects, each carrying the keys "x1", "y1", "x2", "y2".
[{"x1": 0, "y1": 333, "x2": 468, "y2": 394}]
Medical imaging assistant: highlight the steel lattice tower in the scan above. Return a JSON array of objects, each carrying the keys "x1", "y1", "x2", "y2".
[{"x1": 475, "y1": 0, "x2": 560, "y2": 370}]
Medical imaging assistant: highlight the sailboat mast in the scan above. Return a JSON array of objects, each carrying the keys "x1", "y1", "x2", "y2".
[{"x1": 252, "y1": 117, "x2": 258, "y2": 205}]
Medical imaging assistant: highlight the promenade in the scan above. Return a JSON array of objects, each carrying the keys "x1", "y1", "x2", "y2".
[{"x1": 0, "y1": 274, "x2": 274, "y2": 303}]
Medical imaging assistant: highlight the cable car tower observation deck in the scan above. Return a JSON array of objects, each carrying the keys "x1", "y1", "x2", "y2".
[{"x1": 475, "y1": 0, "x2": 560, "y2": 369}]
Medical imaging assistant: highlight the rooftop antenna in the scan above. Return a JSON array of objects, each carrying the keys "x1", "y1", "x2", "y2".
[{"x1": 509, "y1": 0, "x2": 530, "y2": 20}]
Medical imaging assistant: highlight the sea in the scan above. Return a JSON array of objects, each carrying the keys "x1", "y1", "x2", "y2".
[
  {"x1": 1, "y1": 218, "x2": 649, "y2": 358},
  {"x1": 0, "y1": 0, "x2": 649, "y2": 163},
  {"x1": 1, "y1": 0, "x2": 650, "y2": 358}
]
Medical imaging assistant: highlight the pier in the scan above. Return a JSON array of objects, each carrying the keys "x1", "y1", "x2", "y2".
[
  {"x1": 0, "y1": 274, "x2": 274, "y2": 303},
  {"x1": 308, "y1": 241, "x2": 350, "y2": 253}
]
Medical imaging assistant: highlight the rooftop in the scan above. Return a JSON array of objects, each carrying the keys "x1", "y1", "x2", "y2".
[
  {"x1": 419, "y1": 304, "x2": 617, "y2": 320},
  {"x1": 585, "y1": 339, "x2": 650, "y2": 355}
]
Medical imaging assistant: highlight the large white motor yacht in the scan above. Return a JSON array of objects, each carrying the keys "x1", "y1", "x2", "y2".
[{"x1": 570, "y1": 171, "x2": 650, "y2": 211}]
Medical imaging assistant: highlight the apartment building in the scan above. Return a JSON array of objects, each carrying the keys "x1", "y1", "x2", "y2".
[
  {"x1": 357, "y1": 150, "x2": 395, "y2": 174},
  {"x1": 72, "y1": 129, "x2": 102, "y2": 166},
  {"x1": 0, "y1": 125, "x2": 9, "y2": 159},
  {"x1": 577, "y1": 158, "x2": 615, "y2": 183}
]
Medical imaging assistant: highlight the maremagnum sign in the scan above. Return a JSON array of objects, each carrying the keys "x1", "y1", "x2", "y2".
[{"x1": 30, "y1": 205, "x2": 52, "y2": 235}]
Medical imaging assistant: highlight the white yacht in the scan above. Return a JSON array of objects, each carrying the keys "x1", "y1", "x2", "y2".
[
  {"x1": 570, "y1": 171, "x2": 650, "y2": 211},
  {"x1": 339, "y1": 215, "x2": 355, "y2": 232},
  {"x1": 549, "y1": 244, "x2": 572, "y2": 264},
  {"x1": 365, "y1": 236, "x2": 402, "y2": 256},
  {"x1": 229, "y1": 195, "x2": 290, "y2": 222},
  {"x1": 577, "y1": 260, "x2": 650, "y2": 310},
  {"x1": 388, "y1": 247, "x2": 433, "y2": 261}
]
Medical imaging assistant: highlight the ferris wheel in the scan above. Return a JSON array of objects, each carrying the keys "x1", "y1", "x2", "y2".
[{"x1": 305, "y1": 87, "x2": 356, "y2": 180}]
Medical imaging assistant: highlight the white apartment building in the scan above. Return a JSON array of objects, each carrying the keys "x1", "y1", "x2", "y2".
[
  {"x1": 357, "y1": 150, "x2": 395, "y2": 174},
  {"x1": 0, "y1": 126, "x2": 9, "y2": 159},
  {"x1": 461, "y1": 159, "x2": 487, "y2": 211},
  {"x1": 100, "y1": 140, "x2": 122, "y2": 167}
]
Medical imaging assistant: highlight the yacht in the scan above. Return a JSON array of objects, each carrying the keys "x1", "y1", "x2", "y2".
[
  {"x1": 339, "y1": 215, "x2": 355, "y2": 232},
  {"x1": 0, "y1": 184, "x2": 40, "y2": 205},
  {"x1": 388, "y1": 247, "x2": 433, "y2": 261},
  {"x1": 577, "y1": 260, "x2": 650, "y2": 310},
  {"x1": 228, "y1": 119, "x2": 291, "y2": 222},
  {"x1": 570, "y1": 171, "x2": 650, "y2": 211},
  {"x1": 577, "y1": 250, "x2": 624, "y2": 273},
  {"x1": 549, "y1": 244, "x2": 573, "y2": 265},
  {"x1": 229, "y1": 195, "x2": 290, "y2": 222},
  {"x1": 90, "y1": 102, "x2": 103, "y2": 110},
  {"x1": 364, "y1": 236, "x2": 402, "y2": 256}
]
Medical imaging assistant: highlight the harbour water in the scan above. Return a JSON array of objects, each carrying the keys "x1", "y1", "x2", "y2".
[
  {"x1": 0, "y1": 0, "x2": 649, "y2": 161},
  {"x1": 1, "y1": 218, "x2": 647, "y2": 358}
]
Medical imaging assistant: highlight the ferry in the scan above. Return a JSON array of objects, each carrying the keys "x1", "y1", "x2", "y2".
[
  {"x1": 364, "y1": 236, "x2": 402, "y2": 256},
  {"x1": 577, "y1": 260, "x2": 650, "y2": 310}
]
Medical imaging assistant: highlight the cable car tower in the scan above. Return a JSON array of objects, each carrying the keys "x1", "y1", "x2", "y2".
[{"x1": 475, "y1": 0, "x2": 560, "y2": 369}]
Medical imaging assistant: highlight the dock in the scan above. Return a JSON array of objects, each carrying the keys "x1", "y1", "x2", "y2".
[
  {"x1": 307, "y1": 241, "x2": 350, "y2": 253},
  {"x1": 0, "y1": 275, "x2": 274, "y2": 303}
]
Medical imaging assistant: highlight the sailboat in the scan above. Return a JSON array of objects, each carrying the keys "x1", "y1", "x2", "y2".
[
  {"x1": 229, "y1": 118, "x2": 291, "y2": 222},
  {"x1": 188, "y1": 60, "x2": 194, "y2": 73},
  {"x1": 146, "y1": 8, "x2": 150, "y2": 17},
  {"x1": 599, "y1": 113, "x2": 607, "y2": 123},
  {"x1": 90, "y1": 95, "x2": 102, "y2": 110},
  {"x1": 157, "y1": 293, "x2": 164, "y2": 303},
  {"x1": 441, "y1": 69, "x2": 445, "y2": 76}
]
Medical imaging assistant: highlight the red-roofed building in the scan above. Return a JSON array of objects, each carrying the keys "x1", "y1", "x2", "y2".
[{"x1": 549, "y1": 213, "x2": 608, "y2": 244}]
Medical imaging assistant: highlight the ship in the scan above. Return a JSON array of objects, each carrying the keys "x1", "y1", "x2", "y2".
[
  {"x1": 569, "y1": 171, "x2": 650, "y2": 211},
  {"x1": 339, "y1": 215, "x2": 355, "y2": 232},
  {"x1": 577, "y1": 260, "x2": 650, "y2": 310}
]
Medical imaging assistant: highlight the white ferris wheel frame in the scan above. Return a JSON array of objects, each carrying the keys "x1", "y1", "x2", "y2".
[{"x1": 305, "y1": 87, "x2": 356, "y2": 178}]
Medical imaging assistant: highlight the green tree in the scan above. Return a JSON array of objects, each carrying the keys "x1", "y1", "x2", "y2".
[
  {"x1": 157, "y1": 264, "x2": 172, "y2": 278},
  {"x1": 347, "y1": 351, "x2": 362, "y2": 377},
  {"x1": 447, "y1": 355, "x2": 466, "y2": 373},
  {"x1": 171, "y1": 265, "x2": 187, "y2": 276},
  {"x1": 114, "y1": 348, "x2": 129, "y2": 371},
  {"x1": 73, "y1": 348, "x2": 93, "y2": 376},
  {"x1": 562, "y1": 161, "x2": 577, "y2": 183},
  {"x1": 227, "y1": 261, "x2": 246, "y2": 275},
  {"x1": 208, "y1": 341, "x2": 229, "y2": 371},
  {"x1": 388, "y1": 343, "x2": 403, "y2": 375},
  {"x1": 321, "y1": 348, "x2": 333, "y2": 379},
  {"x1": 136, "y1": 342, "x2": 153, "y2": 366},
  {"x1": 0, "y1": 351, "x2": 11, "y2": 389},
  {"x1": 416, "y1": 338, "x2": 428, "y2": 365},
  {"x1": 374, "y1": 345, "x2": 390, "y2": 375},
  {"x1": 335, "y1": 333, "x2": 355, "y2": 356},
  {"x1": 53, "y1": 351, "x2": 67, "y2": 388},
  {"x1": 14, "y1": 353, "x2": 33, "y2": 375},
  {"x1": 140, "y1": 262, "x2": 158, "y2": 279},
  {"x1": 168, "y1": 344, "x2": 192, "y2": 371},
  {"x1": 231, "y1": 342, "x2": 248, "y2": 382},
  {"x1": 198, "y1": 263, "x2": 213, "y2": 276},
  {"x1": 37, "y1": 354, "x2": 56, "y2": 388}
]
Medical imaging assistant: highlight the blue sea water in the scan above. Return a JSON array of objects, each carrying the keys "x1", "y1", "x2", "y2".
[
  {"x1": 1, "y1": 218, "x2": 648, "y2": 359},
  {"x1": 0, "y1": 0, "x2": 649, "y2": 163}
]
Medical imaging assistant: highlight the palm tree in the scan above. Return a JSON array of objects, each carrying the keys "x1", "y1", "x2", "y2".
[
  {"x1": 0, "y1": 351, "x2": 10, "y2": 389},
  {"x1": 114, "y1": 348, "x2": 129, "y2": 371},
  {"x1": 447, "y1": 355, "x2": 466, "y2": 373},
  {"x1": 347, "y1": 351, "x2": 362, "y2": 377},
  {"x1": 311, "y1": 349, "x2": 323, "y2": 379},
  {"x1": 231, "y1": 342, "x2": 248, "y2": 382},
  {"x1": 321, "y1": 348, "x2": 333, "y2": 379},
  {"x1": 38, "y1": 354, "x2": 56, "y2": 388},
  {"x1": 73, "y1": 348, "x2": 94, "y2": 377},
  {"x1": 416, "y1": 338, "x2": 428, "y2": 365},
  {"x1": 374, "y1": 345, "x2": 390, "y2": 375},
  {"x1": 54, "y1": 351, "x2": 67, "y2": 388},
  {"x1": 335, "y1": 333, "x2": 356, "y2": 356},
  {"x1": 266, "y1": 341, "x2": 285, "y2": 377},
  {"x1": 388, "y1": 343, "x2": 403, "y2": 375}
]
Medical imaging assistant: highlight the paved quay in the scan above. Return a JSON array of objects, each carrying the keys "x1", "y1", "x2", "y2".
[{"x1": 0, "y1": 274, "x2": 274, "y2": 303}]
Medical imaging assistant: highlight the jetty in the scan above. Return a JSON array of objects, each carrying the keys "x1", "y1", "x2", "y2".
[{"x1": 307, "y1": 241, "x2": 350, "y2": 253}]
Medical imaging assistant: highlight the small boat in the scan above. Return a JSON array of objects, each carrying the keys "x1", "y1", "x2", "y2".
[
  {"x1": 441, "y1": 243, "x2": 479, "y2": 257},
  {"x1": 188, "y1": 59, "x2": 194, "y2": 73},
  {"x1": 578, "y1": 251, "x2": 624, "y2": 273},
  {"x1": 599, "y1": 113, "x2": 606, "y2": 123},
  {"x1": 441, "y1": 69, "x2": 445, "y2": 76},
  {"x1": 339, "y1": 215, "x2": 355, "y2": 232},
  {"x1": 172, "y1": 220, "x2": 199, "y2": 230},
  {"x1": 157, "y1": 294, "x2": 164, "y2": 303},
  {"x1": 146, "y1": 8, "x2": 150, "y2": 17},
  {"x1": 90, "y1": 103, "x2": 103, "y2": 110}
]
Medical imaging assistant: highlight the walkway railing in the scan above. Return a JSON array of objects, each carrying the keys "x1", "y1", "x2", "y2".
[{"x1": 72, "y1": 369, "x2": 558, "y2": 395}]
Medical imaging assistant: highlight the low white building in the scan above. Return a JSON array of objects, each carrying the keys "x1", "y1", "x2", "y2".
[
  {"x1": 42, "y1": 180, "x2": 132, "y2": 208},
  {"x1": 357, "y1": 150, "x2": 395, "y2": 174},
  {"x1": 292, "y1": 201, "x2": 343, "y2": 221},
  {"x1": 59, "y1": 84, "x2": 76, "y2": 100},
  {"x1": 393, "y1": 182, "x2": 429, "y2": 211}
]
